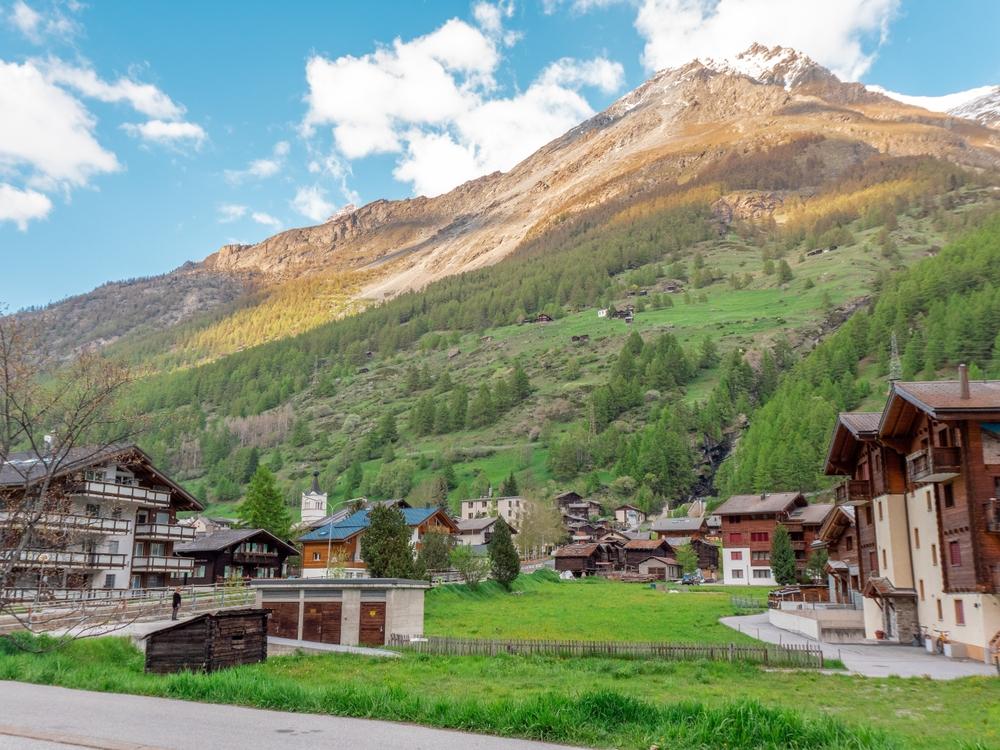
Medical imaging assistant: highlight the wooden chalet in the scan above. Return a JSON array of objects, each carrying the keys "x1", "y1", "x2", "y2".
[
  {"x1": 553, "y1": 542, "x2": 620, "y2": 577},
  {"x1": 660, "y1": 535, "x2": 720, "y2": 578},
  {"x1": 298, "y1": 504, "x2": 458, "y2": 576},
  {"x1": 614, "y1": 504, "x2": 646, "y2": 528},
  {"x1": 143, "y1": 608, "x2": 268, "y2": 674},
  {"x1": 812, "y1": 504, "x2": 860, "y2": 605},
  {"x1": 651, "y1": 516, "x2": 709, "y2": 540},
  {"x1": 623, "y1": 538, "x2": 673, "y2": 568},
  {"x1": 173, "y1": 528, "x2": 297, "y2": 584}
]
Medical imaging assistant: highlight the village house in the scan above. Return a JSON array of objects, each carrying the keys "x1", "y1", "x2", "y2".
[
  {"x1": 455, "y1": 516, "x2": 515, "y2": 547},
  {"x1": 811, "y1": 504, "x2": 860, "y2": 605},
  {"x1": 623, "y1": 538, "x2": 674, "y2": 568},
  {"x1": 614, "y1": 504, "x2": 646, "y2": 528},
  {"x1": 298, "y1": 504, "x2": 458, "y2": 577},
  {"x1": 459, "y1": 495, "x2": 524, "y2": 527},
  {"x1": 651, "y1": 516, "x2": 709, "y2": 540},
  {"x1": 553, "y1": 542, "x2": 621, "y2": 577},
  {"x1": 570, "y1": 520, "x2": 611, "y2": 543},
  {"x1": 555, "y1": 491, "x2": 602, "y2": 519},
  {"x1": 173, "y1": 528, "x2": 297, "y2": 584},
  {"x1": 0, "y1": 444, "x2": 200, "y2": 596},
  {"x1": 824, "y1": 367, "x2": 1000, "y2": 661},
  {"x1": 177, "y1": 515, "x2": 237, "y2": 537},
  {"x1": 636, "y1": 555, "x2": 681, "y2": 581},
  {"x1": 716, "y1": 492, "x2": 833, "y2": 586},
  {"x1": 659, "y1": 535, "x2": 720, "y2": 579}
]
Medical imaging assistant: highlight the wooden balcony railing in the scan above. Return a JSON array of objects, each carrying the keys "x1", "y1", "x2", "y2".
[
  {"x1": 232, "y1": 550, "x2": 278, "y2": 564},
  {"x1": 131, "y1": 556, "x2": 194, "y2": 573},
  {"x1": 134, "y1": 523, "x2": 195, "y2": 542},
  {"x1": 2, "y1": 550, "x2": 128, "y2": 569},
  {"x1": 0, "y1": 511, "x2": 130, "y2": 535},
  {"x1": 834, "y1": 480, "x2": 873, "y2": 506},
  {"x1": 906, "y1": 446, "x2": 961, "y2": 484},
  {"x1": 71, "y1": 480, "x2": 171, "y2": 507}
]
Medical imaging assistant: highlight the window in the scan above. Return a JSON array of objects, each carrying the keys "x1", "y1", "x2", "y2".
[
  {"x1": 731, "y1": 569, "x2": 744, "y2": 579},
  {"x1": 85, "y1": 503, "x2": 100, "y2": 517},
  {"x1": 136, "y1": 511, "x2": 148, "y2": 524},
  {"x1": 954, "y1": 599, "x2": 965, "y2": 626},
  {"x1": 150, "y1": 542, "x2": 166, "y2": 557},
  {"x1": 845, "y1": 536, "x2": 854, "y2": 551},
  {"x1": 864, "y1": 506, "x2": 873, "y2": 526},
  {"x1": 913, "y1": 528, "x2": 920, "y2": 549},
  {"x1": 103, "y1": 574, "x2": 116, "y2": 589},
  {"x1": 882, "y1": 549, "x2": 888, "y2": 569},
  {"x1": 751, "y1": 551, "x2": 769, "y2": 561},
  {"x1": 156, "y1": 511, "x2": 170, "y2": 524},
  {"x1": 942, "y1": 484, "x2": 954, "y2": 508},
  {"x1": 133, "y1": 542, "x2": 145, "y2": 556},
  {"x1": 949, "y1": 541, "x2": 961, "y2": 567},
  {"x1": 752, "y1": 569, "x2": 771, "y2": 579},
  {"x1": 194, "y1": 565, "x2": 206, "y2": 578},
  {"x1": 936, "y1": 599, "x2": 943, "y2": 620},
  {"x1": 926, "y1": 492, "x2": 933, "y2": 512},
  {"x1": 728, "y1": 532, "x2": 743, "y2": 544},
  {"x1": 130, "y1": 575, "x2": 142, "y2": 589},
  {"x1": 878, "y1": 501, "x2": 884, "y2": 522},
  {"x1": 931, "y1": 544, "x2": 938, "y2": 566},
  {"x1": 730, "y1": 550, "x2": 743, "y2": 560},
  {"x1": 312, "y1": 552, "x2": 321, "y2": 561},
  {"x1": 918, "y1": 579, "x2": 925, "y2": 601},
  {"x1": 869, "y1": 550, "x2": 877, "y2": 572}
]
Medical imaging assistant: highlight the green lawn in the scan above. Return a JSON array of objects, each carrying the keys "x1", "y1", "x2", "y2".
[
  {"x1": 1, "y1": 635, "x2": 996, "y2": 749},
  {"x1": 425, "y1": 572, "x2": 760, "y2": 643}
]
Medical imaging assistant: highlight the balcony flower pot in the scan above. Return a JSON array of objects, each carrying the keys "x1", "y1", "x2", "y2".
[{"x1": 874, "y1": 629, "x2": 886, "y2": 640}]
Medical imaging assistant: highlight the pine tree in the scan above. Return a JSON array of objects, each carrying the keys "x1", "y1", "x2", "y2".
[
  {"x1": 777, "y1": 260, "x2": 793, "y2": 283},
  {"x1": 805, "y1": 547, "x2": 828, "y2": 582},
  {"x1": 360, "y1": 504, "x2": 416, "y2": 578},
  {"x1": 378, "y1": 412, "x2": 398, "y2": 445},
  {"x1": 770, "y1": 524, "x2": 797, "y2": 584},
  {"x1": 488, "y1": 519, "x2": 520, "y2": 589},
  {"x1": 499, "y1": 472, "x2": 519, "y2": 496},
  {"x1": 239, "y1": 466, "x2": 291, "y2": 539},
  {"x1": 511, "y1": 363, "x2": 531, "y2": 401},
  {"x1": 344, "y1": 460, "x2": 364, "y2": 497}
]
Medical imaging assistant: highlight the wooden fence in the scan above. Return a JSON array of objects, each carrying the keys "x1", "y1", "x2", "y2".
[{"x1": 387, "y1": 634, "x2": 824, "y2": 668}]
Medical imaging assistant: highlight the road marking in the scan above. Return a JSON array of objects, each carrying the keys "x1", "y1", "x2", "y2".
[{"x1": 0, "y1": 726, "x2": 168, "y2": 750}]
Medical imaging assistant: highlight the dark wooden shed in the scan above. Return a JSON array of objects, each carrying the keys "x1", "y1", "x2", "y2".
[{"x1": 143, "y1": 608, "x2": 269, "y2": 674}]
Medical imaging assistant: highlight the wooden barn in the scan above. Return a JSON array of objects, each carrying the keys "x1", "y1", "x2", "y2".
[
  {"x1": 623, "y1": 538, "x2": 674, "y2": 568},
  {"x1": 143, "y1": 608, "x2": 268, "y2": 674}
]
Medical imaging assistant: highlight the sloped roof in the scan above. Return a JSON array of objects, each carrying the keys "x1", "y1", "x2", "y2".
[
  {"x1": 825, "y1": 412, "x2": 881, "y2": 476},
  {"x1": 714, "y1": 492, "x2": 805, "y2": 515},
  {"x1": 636, "y1": 555, "x2": 678, "y2": 566},
  {"x1": 651, "y1": 517, "x2": 706, "y2": 532},
  {"x1": 142, "y1": 608, "x2": 266, "y2": 639},
  {"x1": 661, "y1": 536, "x2": 692, "y2": 548},
  {"x1": 624, "y1": 538, "x2": 668, "y2": 550},
  {"x1": 458, "y1": 516, "x2": 498, "y2": 532},
  {"x1": 840, "y1": 412, "x2": 881, "y2": 435},
  {"x1": 175, "y1": 528, "x2": 297, "y2": 556},
  {"x1": 786, "y1": 503, "x2": 835, "y2": 526},
  {"x1": 553, "y1": 543, "x2": 599, "y2": 558},
  {"x1": 893, "y1": 380, "x2": 1000, "y2": 413},
  {"x1": 297, "y1": 506, "x2": 454, "y2": 543}
]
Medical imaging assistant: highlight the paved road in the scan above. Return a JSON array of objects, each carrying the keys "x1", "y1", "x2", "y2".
[
  {"x1": 0, "y1": 682, "x2": 583, "y2": 750},
  {"x1": 722, "y1": 613, "x2": 997, "y2": 679}
]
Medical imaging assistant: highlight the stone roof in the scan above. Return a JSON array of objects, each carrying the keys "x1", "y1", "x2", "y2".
[
  {"x1": 786, "y1": 503, "x2": 835, "y2": 525},
  {"x1": 651, "y1": 517, "x2": 706, "y2": 532},
  {"x1": 714, "y1": 492, "x2": 804, "y2": 515},
  {"x1": 839, "y1": 412, "x2": 881, "y2": 436},
  {"x1": 175, "y1": 528, "x2": 297, "y2": 556},
  {"x1": 893, "y1": 380, "x2": 1000, "y2": 412}
]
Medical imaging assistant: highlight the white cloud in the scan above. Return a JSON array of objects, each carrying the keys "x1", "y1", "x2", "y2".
[
  {"x1": 291, "y1": 185, "x2": 336, "y2": 223},
  {"x1": 251, "y1": 211, "x2": 282, "y2": 228},
  {"x1": 41, "y1": 59, "x2": 185, "y2": 120},
  {"x1": 225, "y1": 141, "x2": 291, "y2": 183},
  {"x1": 0, "y1": 182, "x2": 52, "y2": 230},
  {"x1": 122, "y1": 119, "x2": 206, "y2": 146},
  {"x1": 0, "y1": 59, "x2": 119, "y2": 192},
  {"x1": 217, "y1": 203, "x2": 247, "y2": 223},
  {"x1": 635, "y1": 0, "x2": 899, "y2": 81},
  {"x1": 302, "y1": 15, "x2": 624, "y2": 198},
  {"x1": 7, "y1": 0, "x2": 79, "y2": 43}
]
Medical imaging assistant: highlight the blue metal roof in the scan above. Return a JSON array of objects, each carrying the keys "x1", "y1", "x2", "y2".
[{"x1": 297, "y1": 506, "x2": 441, "y2": 542}]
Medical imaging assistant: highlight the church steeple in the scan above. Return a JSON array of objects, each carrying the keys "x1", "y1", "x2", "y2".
[{"x1": 301, "y1": 470, "x2": 328, "y2": 525}]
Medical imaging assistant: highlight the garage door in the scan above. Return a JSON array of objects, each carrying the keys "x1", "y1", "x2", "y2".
[
  {"x1": 302, "y1": 602, "x2": 342, "y2": 644},
  {"x1": 267, "y1": 602, "x2": 299, "y2": 639},
  {"x1": 359, "y1": 602, "x2": 386, "y2": 646}
]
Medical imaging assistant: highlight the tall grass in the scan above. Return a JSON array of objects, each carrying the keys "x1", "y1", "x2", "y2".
[{"x1": 0, "y1": 635, "x2": 895, "y2": 750}]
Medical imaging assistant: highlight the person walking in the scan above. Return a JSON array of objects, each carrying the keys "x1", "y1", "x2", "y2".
[{"x1": 171, "y1": 588, "x2": 182, "y2": 621}]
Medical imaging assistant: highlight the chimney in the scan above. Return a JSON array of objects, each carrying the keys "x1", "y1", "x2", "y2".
[{"x1": 959, "y1": 363, "x2": 970, "y2": 400}]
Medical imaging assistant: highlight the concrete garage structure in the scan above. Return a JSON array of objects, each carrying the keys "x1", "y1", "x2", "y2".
[{"x1": 252, "y1": 578, "x2": 429, "y2": 647}]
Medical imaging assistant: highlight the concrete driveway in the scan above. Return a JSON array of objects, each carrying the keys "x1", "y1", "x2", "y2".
[
  {"x1": 722, "y1": 613, "x2": 997, "y2": 679},
  {"x1": 0, "y1": 681, "x2": 585, "y2": 750}
]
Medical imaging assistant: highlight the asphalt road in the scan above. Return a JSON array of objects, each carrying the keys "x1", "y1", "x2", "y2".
[{"x1": 0, "y1": 681, "x2": 583, "y2": 750}]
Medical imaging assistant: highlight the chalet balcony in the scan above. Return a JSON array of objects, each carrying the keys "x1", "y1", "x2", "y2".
[
  {"x1": 835, "y1": 480, "x2": 873, "y2": 506},
  {"x1": 134, "y1": 523, "x2": 195, "y2": 542},
  {"x1": 71, "y1": 480, "x2": 171, "y2": 507},
  {"x1": 790, "y1": 540, "x2": 807, "y2": 551},
  {"x1": 906, "y1": 446, "x2": 961, "y2": 484},
  {"x1": 232, "y1": 550, "x2": 278, "y2": 565},
  {"x1": 0, "y1": 511, "x2": 130, "y2": 535},
  {"x1": 985, "y1": 499, "x2": 1000, "y2": 534},
  {"x1": 131, "y1": 556, "x2": 194, "y2": 573},
  {"x1": 2, "y1": 550, "x2": 128, "y2": 569}
]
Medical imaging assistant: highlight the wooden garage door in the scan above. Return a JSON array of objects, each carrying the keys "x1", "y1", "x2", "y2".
[
  {"x1": 359, "y1": 602, "x2": 386, "y2": 646},
  {"x1": 267, "y1": 602, "x2": 299, "y2": 639},
  {"x1": 302, "y1": 602, "x2": 342, "y2": 644}
]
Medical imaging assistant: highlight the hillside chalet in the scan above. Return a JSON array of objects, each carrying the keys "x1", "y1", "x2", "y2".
[
  {"x1": 659, "y1": 535, "x2": 720, "y2": 578},
  {"x1": 298, "y1": 503, "x2": 458, "y2": 577},
  {"x1": 623, "y1": 538, "x2": 673, "y2": 568},
  {"x1": 173, "y1": 529, "x2": 297, "y2": 584},
  {"x1": 716, "y1": 492, "x2": 833, "y2": 586},
  {"x1": 651, "y1": 516, "x2": 709, "y2": 540},
  {"x1": 614, "y1": 504, "x2": 646, "y2": 528},
  {"x1": 811, "y1": 504, "x2": 859, "y2": 605},
  {"x1": 553, "y1": 542, "x2": 621, "y2": 577},
  {"x1": 824, "y1": 367, "x2": 1000, "y2": 661}
]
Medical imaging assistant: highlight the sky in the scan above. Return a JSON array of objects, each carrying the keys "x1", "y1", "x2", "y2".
[{"x1": 1, "y1": 0, "x2": 998, "y2": 311}]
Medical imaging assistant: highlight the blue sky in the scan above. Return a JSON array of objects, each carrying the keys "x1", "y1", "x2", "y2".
[{"x1": 1, "y1": 0, "x2": 998, "y2": 311}]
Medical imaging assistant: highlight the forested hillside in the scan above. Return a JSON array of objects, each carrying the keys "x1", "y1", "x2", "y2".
[{"x1": 110, "y1": 153, "x2": 1000, "y2": 519}]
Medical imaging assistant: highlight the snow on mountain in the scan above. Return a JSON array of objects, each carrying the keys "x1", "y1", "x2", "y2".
[
  {"x1": 868, "y1": 84, "x2": 1000, "y2": 128},
  {"x1": 699, "y1": 43, "x2": 821, "y2": 91}
]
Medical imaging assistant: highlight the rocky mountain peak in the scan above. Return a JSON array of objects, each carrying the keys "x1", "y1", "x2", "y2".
[
  {"x1": 950, "y1": 86, "x2": 1000, "y2": 128},
  {"x1": 698, "y1": 43, "x2": 829, "y2": 91}
]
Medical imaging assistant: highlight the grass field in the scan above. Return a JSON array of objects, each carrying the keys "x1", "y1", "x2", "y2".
[
  {"x1": 425, "y1": 571, "x2": 763, "y2": 643},
  {"x1": 1, "y1": 634, "x2": 996, "y2": 749}
]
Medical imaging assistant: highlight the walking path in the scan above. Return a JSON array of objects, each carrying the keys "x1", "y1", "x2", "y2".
[
  {"x1": 0, "y1": 682, "x2": 583, "y2": 750},
  {"x1": 722, "y1": 613, "x2": 996, "y2": 679}
]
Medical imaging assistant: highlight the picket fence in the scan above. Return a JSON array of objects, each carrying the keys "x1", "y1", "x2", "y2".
[{"x1": 387, "y1": 634, "x2": 824, "y2": 668}]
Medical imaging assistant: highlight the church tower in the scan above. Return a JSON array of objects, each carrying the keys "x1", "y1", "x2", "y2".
[{"x1": 300, "y1": 471, "x2": 328, "y2": 525}]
